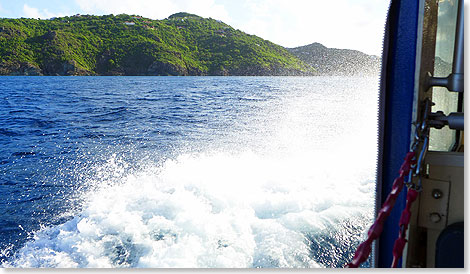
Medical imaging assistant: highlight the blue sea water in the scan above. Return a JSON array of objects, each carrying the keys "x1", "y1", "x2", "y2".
[{"x1": 0, "y1": 76, "x2": 378, "y2": 268}]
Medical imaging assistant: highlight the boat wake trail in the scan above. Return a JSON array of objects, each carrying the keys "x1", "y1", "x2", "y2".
[{"x1": 1, "y1": 77, "x2": 378, "y2": 268}]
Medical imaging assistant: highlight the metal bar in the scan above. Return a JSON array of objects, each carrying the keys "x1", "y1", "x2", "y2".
[
  {"x1": 452, "y1": 0, "x2": 464, "y2": 76},
  {"x1": 428, "y1": 111, "x2": 464, "y2": 130},
  {"x1": 426, "y1": 74, "x2": 448, "y2": 88},
  {"x1": 445, "y1": 112, "x2": 464, "y2": 130},
  {"x1": 451, "y1": 92, "x2": 464, "y2": 151},
  {"x1": 447, "y1": 0, "x2": 464, "y2": 92}
]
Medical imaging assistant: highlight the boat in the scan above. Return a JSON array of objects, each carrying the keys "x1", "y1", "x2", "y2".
[{"x1": 359, "y1": 0, "x2": 464, "y2": 268}]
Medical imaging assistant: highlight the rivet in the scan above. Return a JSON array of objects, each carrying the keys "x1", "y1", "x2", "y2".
[{"x1": 432, "y1": 189, "x2": 443, "y2": 199}]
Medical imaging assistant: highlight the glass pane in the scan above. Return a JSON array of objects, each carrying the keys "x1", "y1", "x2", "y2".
[{"x1": 428, "y1": 0, "x2": 459, "y2": 151}]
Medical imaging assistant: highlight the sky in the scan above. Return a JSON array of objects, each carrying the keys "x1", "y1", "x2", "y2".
[{"x1": 0, "y1": 0, "x2": 390, "y2": 56}]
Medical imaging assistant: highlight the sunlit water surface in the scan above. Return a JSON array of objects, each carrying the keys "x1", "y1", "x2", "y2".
[{"x1": 0, "y1": 76, "x2": 378, "y2": 268}]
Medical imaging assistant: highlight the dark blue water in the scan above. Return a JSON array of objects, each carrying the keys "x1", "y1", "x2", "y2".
[
  {"x1": 0, "y1": 76, "x2": 281, "y2": 258},
  {"x1": 0, "y1": 76, "x2": 378, "y2": 267}
]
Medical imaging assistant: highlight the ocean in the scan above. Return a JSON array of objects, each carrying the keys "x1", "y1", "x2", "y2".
[{"x1": 0, "y1": 76, "x2": 379, "y2": 268}]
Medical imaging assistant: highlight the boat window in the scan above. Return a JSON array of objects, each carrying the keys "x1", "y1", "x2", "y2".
[
  {"x1": 428, "y1": 0, "x2": 460, "y2": 151},
  {"x1": 0, "y1": 2, "x2": 390, "y2": 269}
]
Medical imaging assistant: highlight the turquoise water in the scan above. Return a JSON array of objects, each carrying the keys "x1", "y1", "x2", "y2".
[{"x1": 0, "y1": 76, "x2": 378, "y2": 267}]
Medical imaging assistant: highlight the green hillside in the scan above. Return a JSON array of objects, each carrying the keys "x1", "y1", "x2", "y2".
[{"x1": 0, "y1": 13, "x2": 314, "y2": 76}]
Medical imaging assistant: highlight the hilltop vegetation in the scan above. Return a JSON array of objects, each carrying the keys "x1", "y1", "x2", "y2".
[{"x1": 0, "y1": 13, "x2": 314, "y2": 76}]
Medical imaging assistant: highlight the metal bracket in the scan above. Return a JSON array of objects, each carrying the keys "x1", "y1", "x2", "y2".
[{"x1": 418, "y1": 178, "x2": 450, "y2": 230}]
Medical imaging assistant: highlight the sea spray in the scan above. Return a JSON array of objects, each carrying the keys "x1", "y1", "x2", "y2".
[{"x1": 3, "y1": 148, "x2": 372, "y2": 267}]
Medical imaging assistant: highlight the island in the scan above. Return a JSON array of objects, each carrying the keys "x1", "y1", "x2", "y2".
[{"x1": 0, "y1": 12, "x2": 380, "y2": 76}]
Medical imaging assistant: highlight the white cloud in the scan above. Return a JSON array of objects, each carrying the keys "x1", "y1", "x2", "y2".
[
  {"x1": 23, "y1": 4, "x2": 66, "y2": 19},
  {"x1": 178, "y1": 0, "x2": 230, "y2": 22},
  {"x1": 233, "y1": 0, "x2": 389, "y2": 55},
  {"x1": 23, "y1": 4, "x2": 42, "y2": 18}
]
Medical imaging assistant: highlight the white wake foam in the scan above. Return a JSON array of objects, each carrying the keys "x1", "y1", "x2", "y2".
[{"x1": 3, "y1": 148, "x2": 374, "y2": 268}]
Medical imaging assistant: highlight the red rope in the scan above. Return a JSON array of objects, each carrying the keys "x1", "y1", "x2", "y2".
[
  {"x1": 391, "y1": 188, "x2": 419, "y2": 267},
  {"x1": 346, "y1": 152, "x2": 416, "y2": 268}
]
